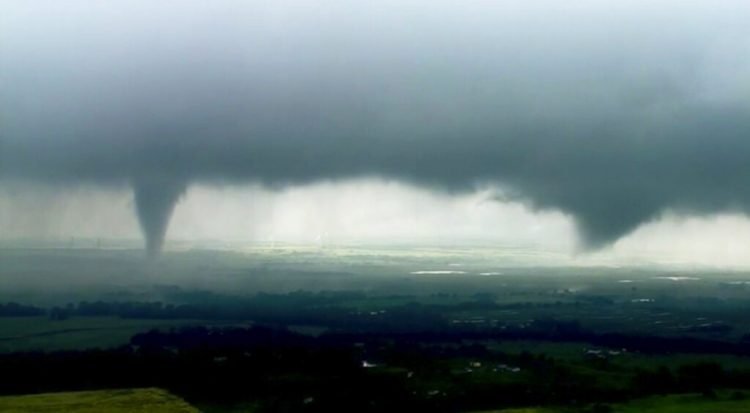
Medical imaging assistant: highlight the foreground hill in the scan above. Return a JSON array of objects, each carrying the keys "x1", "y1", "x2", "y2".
[
  {"x1": 480, "y1": 391, "x2": 750, "y2": 412},
  {"x1": 0, "y1": 388, "x2": 200, "y2": 413}
]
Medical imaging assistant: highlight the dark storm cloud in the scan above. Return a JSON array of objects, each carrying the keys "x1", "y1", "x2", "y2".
[{"x1": 2, "y1": 0, "x2": 750, "y2": 251}]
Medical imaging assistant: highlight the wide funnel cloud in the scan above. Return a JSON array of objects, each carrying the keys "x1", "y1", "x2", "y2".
[{"x1": 2, "y1": 1, "x2": 750, "y2": 254}]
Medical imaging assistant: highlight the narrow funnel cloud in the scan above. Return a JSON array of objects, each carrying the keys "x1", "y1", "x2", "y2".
[{"x1": 132, "y1": 178, "x2": 185, "y2": 259}]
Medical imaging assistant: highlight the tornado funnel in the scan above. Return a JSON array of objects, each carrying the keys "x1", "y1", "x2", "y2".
[{"x1": 133, "y1": 178, "x2": 185, "y2": 259}]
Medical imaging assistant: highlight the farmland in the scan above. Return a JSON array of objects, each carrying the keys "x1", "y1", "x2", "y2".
[{"x1": 3, "y1": 246, "x2": 750, "y2": 411}]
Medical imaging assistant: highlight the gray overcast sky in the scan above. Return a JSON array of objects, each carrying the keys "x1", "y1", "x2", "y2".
[{"x1": 2, "y1": 1, "x2": 750, "y2": 260}]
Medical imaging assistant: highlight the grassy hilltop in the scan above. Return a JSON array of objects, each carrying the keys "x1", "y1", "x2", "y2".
[
  {"x1": 479, "y1": 392, "x2": 750, "y2": 412},
  {"x1": 0, "y1": 388, "x2": 199, "y2": 413}
]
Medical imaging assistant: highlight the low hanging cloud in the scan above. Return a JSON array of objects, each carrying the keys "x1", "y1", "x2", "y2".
[{"x1": 1, "y1": 1, "x2": 750, "y2": 254}]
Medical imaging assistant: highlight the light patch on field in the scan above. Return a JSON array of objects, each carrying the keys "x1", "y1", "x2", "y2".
[
  {"x1": 653, "y1": 276, "x2": 701, "y2": 281},
  {"x1": 411, "y1": 270, "x2": 467, "y2": 275}
]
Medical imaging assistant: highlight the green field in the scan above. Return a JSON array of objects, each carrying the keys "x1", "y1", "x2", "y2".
[
  {"x1": 477, "y1": 392, "x2": 750, "y2": 413},
  {"x1": 0, "y1": 317, "x2": 240, "y2": 353},
  {"x1": 616, "y1": 393, "x2": 750, "y2": 412},
  {"x1": 0, "y1": 388, "x2": 200, "y2": 413}
]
